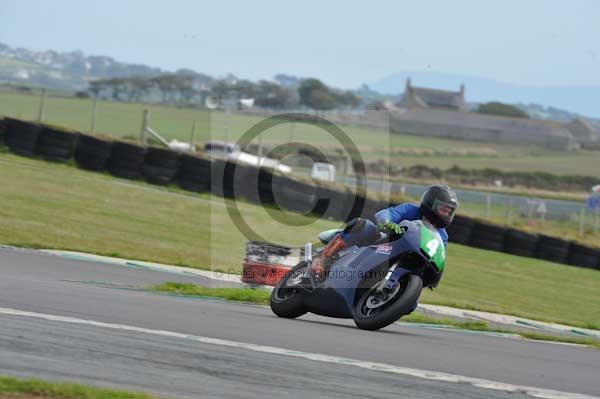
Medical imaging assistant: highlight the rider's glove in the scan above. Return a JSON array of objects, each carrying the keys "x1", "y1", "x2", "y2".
[{"x1": 377, "y1": 221, "x2": 403, "y2": 235}]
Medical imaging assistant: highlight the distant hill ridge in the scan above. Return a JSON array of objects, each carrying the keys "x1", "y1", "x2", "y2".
[{"x1": 0, "y1": 42, "x2": 598, "y2": 122}]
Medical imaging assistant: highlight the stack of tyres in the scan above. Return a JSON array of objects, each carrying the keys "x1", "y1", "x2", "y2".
[
  {"x1": 107, "y1": 142, "x2": 146, "y2": 180},
  {"x1": 566, "y1": 243, "x2": 600, "y2": 270},
  {"x1": 178, "y1": 153, "x2": 211, "y2": 192},
  {"x1": 314, "y1": 185, "x2": 348, "y2": 220},
  {"x1": 535, "y1": 234, "x2": 570, "y2": 264},
  {"x1": 346, "y1": 192, "x2": 372, "y2": 222},
  {"x1": 4, "y1": 118, "x2": 41, "y2": 157},
  {"x1": 468, "y1": 220, "x2": 506, "y2": 252},
  {"x1": 446, "y1": 214, "x2": 474, "y2": 245},
  {"x1": 210, "y1": 159, "x2": 234, "y2": 198},
  {"x1": 75, "y1": 134, "x2": 112, "y2": 171},
  {"x1": 142, "y1": 147, "x2": 180, "y2": 185},
  {"x1": 0, "y1": 118, "x2": 5, "y2": 146},
  {"x1": 37, "y1": 125, "x2": 78, "y2": 162},
  {"x1": 256, "y1": 166, "x2": 276, "y2": 205},
  {"x1": 360, "y1": 198, "x2": 386, "y2": 221},
  {"x1": 234, "y1": 165, "x2": 261, "y2": 204},
  {"x1": 503, "y1": 228, "x2": 539, "y2": 258},
  {"x1": 272, "y1": 175, "x2": 317, "y2": 213}
]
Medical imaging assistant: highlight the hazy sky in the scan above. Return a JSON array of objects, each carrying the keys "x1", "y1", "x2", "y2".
[{"x1": 1, "y1": 0, "x2": 598, "y2": 89}]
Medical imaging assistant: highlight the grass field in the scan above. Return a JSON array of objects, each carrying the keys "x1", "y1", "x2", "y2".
[
  {"x1": 2, "y1": 91, "x2": 599, "y2": 177},
  {"x1": 0, "y1": 151, "x2": 598, "y2": 329},
  {"x1": 0, "y1": 375, "x2": 158, "y2": 399}
]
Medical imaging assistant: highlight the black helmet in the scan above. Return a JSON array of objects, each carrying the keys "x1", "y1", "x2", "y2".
[{"x1": 420, "y1": 185, "x2": 459, "y2": 228}]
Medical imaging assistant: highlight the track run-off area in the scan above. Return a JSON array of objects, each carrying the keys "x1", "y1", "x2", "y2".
[{"x1": 0, "y1": 246, "x2": 598, "y2": 399}]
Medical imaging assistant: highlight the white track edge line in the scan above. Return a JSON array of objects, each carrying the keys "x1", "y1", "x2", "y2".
[{"x1": 0, "y1": 307, "x2": 596, "y2": 399}]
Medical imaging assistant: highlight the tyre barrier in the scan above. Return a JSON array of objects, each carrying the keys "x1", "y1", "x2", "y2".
[
  {"x1": 535, "y1": 234, "x2": 570, "y2": 264},
  {"x1": 314, "y1": 186, "x2": 349, "y2": 220},
  {"x1": 234, "y1": 165, "x2": 263, "y2": 205},
  {"x1": 37, "y1": 126, "x2": 78, "y2": 163},
  {"x1": 446, "y1": 215, "x2": 474, "y2": 245},
  {"x1": 468, "y1": 220, "x2": 506, "y2": 252},
  {"x1": 503, "y1": 228, "x2": 539, "y2": 258},
  {"x1": 107, "y1": 141, "x2": 146, "y2": 180},
  {"x1": 4, "y1": 117, "x2": 41, "y2": 156},
  {"x1": 0, "y1": 118, "x2": 6, "y2": 145},
  {"x1": 178, "y1": 153, "x2": 212, "y2": 193},
  {"x1": 272, "y1": 175, "x2": 317, "y2": 213},
  {"x1": 75, "y1": 134, "x2": 113, "y2": 171},
  {"x1": 1, "y1": 118, "x2": 599, "y2": 272},
  {"x1": 566, "y1": 243, "x2": 600, "y2": 270},
  {"x1": 210, "y1": 159, "x2": 237, "y2": 198},
  {"x1": 142, "y1": 147, "x2": 180, "y2": 185}
]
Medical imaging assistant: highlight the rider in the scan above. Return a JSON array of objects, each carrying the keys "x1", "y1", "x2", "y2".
[{"x1": 312, "y1": 185, "x2": 459, "y2": 279}]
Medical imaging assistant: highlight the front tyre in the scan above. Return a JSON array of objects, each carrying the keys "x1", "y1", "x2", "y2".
[
  {"x1": 353, "y1": 274, "x2": 422, "y2": 331},
  {"x1": 270, "y1": 262, "x2": 308, "y2": 319}
]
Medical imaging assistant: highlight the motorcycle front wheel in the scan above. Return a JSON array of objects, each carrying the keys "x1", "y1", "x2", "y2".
[
  {"x1": 353, "y1": 274, "x2": 422, "y2": 331},
  {"x1": 269, "y1": 262, "x2": 308, "y2": 319}
]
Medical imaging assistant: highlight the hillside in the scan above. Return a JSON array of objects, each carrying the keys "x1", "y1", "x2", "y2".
[{"x1": 0, "y1": 42, "x2": 164, "y2": 90}]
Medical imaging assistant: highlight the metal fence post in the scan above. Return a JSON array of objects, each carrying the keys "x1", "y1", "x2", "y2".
[
  {"x1": 486, "y1": 195, "x2": 491, "y2": 219},
  {"x1": 579, "y1": 207, "x2": 586, "y2": 237},
  {"x1": 505, "y1": 197, "x2": 513, "y2": 226},
  {"x1": 224, "y1": 109, "x2": 230, "y2": 143},
  {"x1": 90, "y1": 96, "x2": 98, "y2": 133},
  {"x1": 595, "y1": 207, "x2": 599, "y2": 234},
  {"x1": 37, "y1": 88, "x2": 47, "y2": 122},
  {"x1": 140, "y1": 109, "x2": 149, "y2": 145},
  {"x1": 189, "y1": 120, "x2": 196, "y2": 151}
]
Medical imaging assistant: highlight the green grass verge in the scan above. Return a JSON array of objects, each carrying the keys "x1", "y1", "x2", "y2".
[
  {"x1": 149, "y1": 283, "x2": 599, "y2": 349},
  {"x1": 1, "y1": 151, "x2": 598, "y2": 329},
  {"x1": 151, "y1": 282, "x2": 271, "y2": 304},
  {"x1": 0, "y1": 375, "x2": 158, "y2": 399},
  {"x1": 2, "y1": 91, "x2": 600, "y2": 177}
]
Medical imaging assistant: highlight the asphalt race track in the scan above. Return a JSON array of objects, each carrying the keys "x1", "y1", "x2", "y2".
[{"x1": 0, "y1": 246, "x2": 598, "y2": 399}]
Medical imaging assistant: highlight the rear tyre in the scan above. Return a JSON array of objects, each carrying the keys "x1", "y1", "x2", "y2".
[
  {"x1": 270, "y1": 262, "x2": 308, "y2": 319},
  {"x1": 353, "y1": 274, "x2": 422, "y2": 331}
]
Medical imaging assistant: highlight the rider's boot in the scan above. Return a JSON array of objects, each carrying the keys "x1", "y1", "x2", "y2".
[{"x1": 311, "y1": 234, "x2": 348, "y2": 280}]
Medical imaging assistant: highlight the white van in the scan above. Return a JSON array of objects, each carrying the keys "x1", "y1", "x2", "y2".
[{"x1": 311, "y1": 162, "x2": 336, "y2": 182}]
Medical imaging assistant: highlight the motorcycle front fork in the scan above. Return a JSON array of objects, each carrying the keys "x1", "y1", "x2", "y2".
[
  {"x1": 377, "y1": 262, "x2": 399, "y2": 293},
  {"x1": 303, "y1": 242, "x2": 317, "y2": 290}
]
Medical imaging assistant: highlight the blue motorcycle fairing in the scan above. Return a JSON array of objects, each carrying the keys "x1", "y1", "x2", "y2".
[{"x1": 303, "y1": 230, "x2": 426, "y2": 319}]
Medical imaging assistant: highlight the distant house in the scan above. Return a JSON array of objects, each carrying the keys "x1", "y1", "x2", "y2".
[
  {"x1": 387, "y1": 107, "x2": 577, "y2": 150},
  {"x1": 397, "y1": 78, "x2": 467, "y2": 111},
  {"x1": 567, "y1": 118, "x2": 600, "y2": 144}
]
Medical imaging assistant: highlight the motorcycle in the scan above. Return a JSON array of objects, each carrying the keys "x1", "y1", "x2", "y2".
[{"x1": 269, "y1": 219, "x2": 445, "y2": 331}]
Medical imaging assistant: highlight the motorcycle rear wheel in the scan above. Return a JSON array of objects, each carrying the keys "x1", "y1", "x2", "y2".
[
  {"x1": 353, "y1": 274, "x2": 422, "y2": 331},
  {"x1": 270, "y1": 262, "x2": 308, "y2": 319}
]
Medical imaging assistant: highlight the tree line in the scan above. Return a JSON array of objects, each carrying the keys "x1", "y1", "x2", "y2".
[{"x1": 83, "y1": 73, "x2": 361, "y2": 110}]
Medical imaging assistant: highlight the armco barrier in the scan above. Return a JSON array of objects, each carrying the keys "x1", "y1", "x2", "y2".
[{"x1": 1, "y1": 117, "x2": 599, "y2": 271}]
